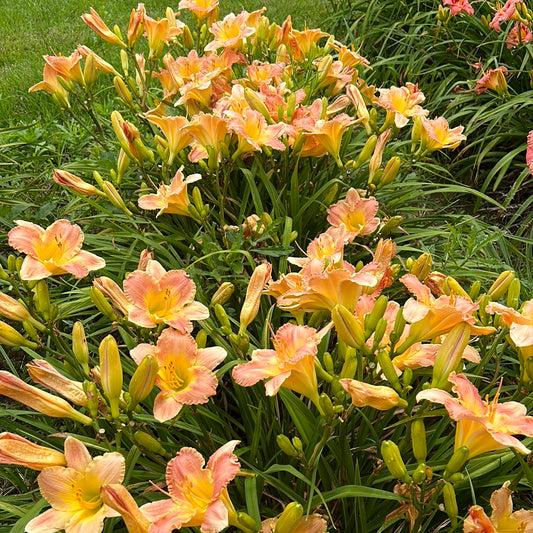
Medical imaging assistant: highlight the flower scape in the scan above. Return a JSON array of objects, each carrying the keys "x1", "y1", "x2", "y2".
[{"x1": 1, "y1": 1, "x2": 533, "y2": 532}]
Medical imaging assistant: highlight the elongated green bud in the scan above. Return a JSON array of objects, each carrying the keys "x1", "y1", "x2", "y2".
[
  {"x1": 411, "y1": 419, "x2": 427, "y2": 464},
  {"x1": 99, "y1": 335, "x2": 123, "y2": 419},
  {"x1": 352, "y1": 135, "x2": 377, "y2": 169},
  {"x1": 113, "y1": 76, "x2": 134, "y2": 108},
  {"x1": 389, "y1": 310, "x2": 406, "y2": 347},
  {"x1": 83, "y1": 381, "x2": 99, "y2": 418},
  {"x1": 244, "y1": 88, "x2": 274, "y2": 124},
  {"x1": 371, "y1": 318, "x2": 388, "y2": 352},
  {"x1": 129, "y1": 355, "x2": 158, "y2": 409},
  {"x1": 443, "y1": 446, "x2": 469, "y2": 479},
  {"x1": 182, "y1": 24, "x2": 194, "y2": 48},
  {"x1": 319, "y1": 393, "x2": 335, "y2": 418},
  {"x1": 22, "y1": 319, "x2": 40, "y2": 342},
  {"x1": 447, "y1": 472, "x2": 464, "y2": 484},
  {"x1": 446, "y1": 277, "x2": 470, "y2": 300},
  {"x1": 412, "y1": 463, "x2": 426, "y2": 484},
  {"x1": 431, "y1": 323, "x2": 470, "y2": 389},
  {"x1": 72, "y1": 322, "x2": 90, "y2": 375},
  {"x1": 442, "y1": 482, "x2": 458, "y2": 527},
  {"x1": 292, "y1": 437, "x2": 303, "y2": 453},
  {"x1": 133, "y1": 431, "x2": 167, "y2": 455},
  {"x1": 275, "y1": 503, "x2": 304, "y2": 533},
  {"x1": 380, "y1": 216, "x2": 403, "y2": 238},
  {"x1": 7, "y1": 255, "x2": 17, "y2": 274},
  {"x1": 33, "y1": 280, "x2": 50, "y2": 319},
  {"x1": 211, "y1": 282, "x2": 234, "y2": 307},
  {"x1": 381, "y1": 441, "x2": 410, "y2": 483},
  {"x1": 323, "y1": 352, "x2": 334, "y2": 373},
  {"x1": 89, "y1": 287, "x2": 117, "y2": 321},
  {"x1": 378, "y1": 156, "x2": 401, "y2": 188},
  {"x1": 469, "y1": 281, "x2": 481, "y2": 301},
  {"x1": 0, "y1": 321, "x2": 37, "y2": 348},
  {"x1": 365, "y1": 295, "x2": 389, "y2": 337},
  {"x1": 102, "y1": 181, "x2": 133, "y2": 216},
  {"x1": 332, "y1": 304, "x2": 365, "y2": 349},
  {"x1": 506, "y1": 278, "x2": 521, "y2": 309},
  {"x1": 214, "y1": 304, "x2": 232, "y2": 335},
  {"x1": 410, "y1": 252, "x2": 432, "y2": 282},
  {"x1": 488, "y1": 270, "x2": 515, "y2": 300},
  {"x1": 376, "y1": 350, "x2": 402, "y2": 392},
  {"x1": 237, "y1": 512, "x2": 258, "y2": 532},
  {"x1": 196, "y1": 329, "x2": 207, "y2": 349},
  {"x1": 277, "y1": 435, "x2": 299, "y2": 457}
]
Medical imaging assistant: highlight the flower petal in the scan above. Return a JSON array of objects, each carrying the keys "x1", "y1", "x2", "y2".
[
  {"x1": 25, "y1": 508, "x2": 71, "y2": 533},
  {"x1": 64, "y1": 437, "x2": 92, "y2": 472}
]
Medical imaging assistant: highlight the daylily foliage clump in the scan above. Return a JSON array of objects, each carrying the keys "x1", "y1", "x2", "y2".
[{"x1": 1, "y1": 2, "x2": 532, "y2": 533}]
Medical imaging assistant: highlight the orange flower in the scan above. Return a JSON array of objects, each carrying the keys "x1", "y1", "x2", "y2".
[
  {"x1": 26, "y1": 437, "x2": 125, "y2": 533},
  {"x1": 233, "y1": 323, "x2": 327, "y2": 406},
  {"x1": 8, "y1": 219, "x2": 105, "y2": 280},
  {"x1": 506, "y1": 22, "x2": 533, "y2": 49},
  {"x1": 138, "y1": 167, "x2": 201, "y2": 217},
  {"x1": 123, "y1": 259, "x2": 209, "y2": 332},
  {"x1": 178, "y1": 0, "x2": 219, "y2": 20},
  {"x1": 43, "y1": 51, "x2": 83, "y2": 85},
  {"x1": 417, "y1": 372, "x2": 533, "y2": 458},
  {"x1": 475, "y1": 66, "x2": 508, "y2": 96},
  {"x1": 144, "y1": 15, "x2": 184, "y2": 58},
  {"x1": 29, "y1": 64, "x2": 70, "y2": 108},
  {"x1": 0, "y1": 433, "x2": 66, "y2": 471},
  {"x1": 205, "y1": 12, "x2": 255, "y2": 52},
  {"x1": 131, "y1": 328, "x2": 226, "y2": 422},
  {"x1": 489, "y1": 0, "x2": 522, "y2": 32},
  {"x1": 419, "y1": 116, "x2": 466, "y2": 152},
  {"x1": 81, "y1": 8, "x2": 126, "y2": 47},
  {"x1": 327, "y1": 188, "x2": 380, "y2": 239},
  {"x1": 185, "y1": 113, "x2": 228, "y2": 163},
  {"x1": 141, "y1": 441, "x2": 240, "y2": 532},
  {"x1": 290, "y1": 28, "x2": 328, "y2": 58},
  {"x1": 339, "y1": 379, "x2": 405, "y2": 410},
  {"x1": 145, "y1": 112, "x2": 191, "y2": 165},
  {"x1": 442, "y1": 0, "x2": 474, "y2": 16},
  {"x1": 127, "y1": 3, "x2": 146, "y2": 47},
  {"x1": 464, "y1": 481, "x2": 533, "y2": 533},
  {"x1": 100, "y1": 484, "x2": 150, "y2": 533},
  {"x1": 377, "y1": 83, "x2": 428, "y2": 128}
]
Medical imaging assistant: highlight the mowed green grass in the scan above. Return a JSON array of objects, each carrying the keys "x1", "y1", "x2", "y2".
[{"x1": 0, "y1": 0, "x2": 327, "y2": 122}]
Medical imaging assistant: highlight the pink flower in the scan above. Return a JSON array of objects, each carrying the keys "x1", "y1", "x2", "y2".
[
  {"x1": 141, "y1": 441, "x2": 240, "y2": 533},
  {"x1": 506, "y1": 22, "x2": 533, "y2": 49},
  {"x1": 377, "y1": 83, "x2": 428, "y2": 128},
  {"x1": 489, "y1": 0, "x2": 522, "y2": 32},
  {"x1": 527, "y1": 131, "x2": 533, "y2": 174},
  {"x1": 475, "y1": 66, "x2": 508, "y2": 96},
  {"x1": 123, "y1": 260, "x2": 209, "y2": 332},
  {"x1": 442, "y1": 0, "x2": 474, "y2": 16},
  {"x1": 130, "y1": 329, "x2": 226, "y2": 422},
  {"x1": 8, "y1": 219, "x2": 105, "y2": 280},
  {"x1": 417, "y1": 372, "x2": 533, "y2": 458}
]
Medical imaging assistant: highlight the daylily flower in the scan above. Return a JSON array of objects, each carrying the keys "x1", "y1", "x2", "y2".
[
  {"x1": 185, "y1": 113, "x2": 228, "y2": 164},
  {"x1": 527, "y1": 131, "x2": 533, "y2": 174},
  {"x1": 417, "y1": 372, "x2": 533, "y2": 458},
  {"x1": 339, "y1": 379, "x2": 405, "y2": 410},
  {"x1": 0, "y1": 433, "x2": 66, "y2": 471},
  {"x1": 327, "y1": 188, "x2": 380, "y2": 239},
  {"x1": 0, "y1": 371, "x2": 92, "y2": 425},
  {"x1": 205, "y1": 12, "x2": 255, "y2": 52},
  {"x1": 26, "y1": 437, "x2": 125, "y2": 533},
  {"x1": 100, "y1": 484, "x2": 150, "y2": 533},
  {"x1": 442, "y1": 0, "x2": 474, "y2": 16},
  {"x1": 419, "y1": 116, "x2": 466, "y2": 152},
  {"x1": 127, "y1": 3, "x2": 146, "y2": 47},
  {"x1": 141, "y1": 441, "x2": 240, "y2": 533},
  {"x1": 143, "y1": 15, "x2": 184, "y2": 58},
  {"x1": 377, "y1": 83, "x2": 428, "y2": 128},
  {"x1": 43, "y1": 51, "x2": 83, "y2": 86},
  {"x1": 123, "y1": 259, "x2": 209, "y2": 332},
  {"x1": 179, "y1": 0, "x2": 219, "y2": 20},
  {"x1": 489, "y1": 0, "x2": 522, "y2": 32},
  {"x1": 76, "y1": 45, "x2": 120, "y2": 76},
  {"x1": 8, "y1": 219, "x2": 105, "y2": 280},
  {"x1": 475, "y1": 66, "x2": 508, "y2": 96},
  {"x1": 130, "y1": 328, "x2": 226, "y2": 422},
  {"x1": 29, "y1": 64, "x2": 70, "y2": 108},
  {"x1": 138, "y1": 167, "x2": 201, "y2": 217},
  {"x1": 53, "y1": 169, "x2": 104, "y2": 196},
  {"x1": 81, "y1": 8, "x2": 126, "y2": 47},
  {"x1": 232, "y1": 323, "x2": 327, "y2": 407},
  {"x1": 464, "y1": 481, "x2": 533, "y2": 532},
  {"x1": 262, "y1": 514, "x2": 327, "y2": 532},
  {"x1": 145, "y1": 112, "x2": 191, "y2": 165},
  {"x1": 290, "y1": 27, "x2": 328, "y2": 59},
  {"x1": 506, "y1": 22, "x2": 533, "y2": 49}
]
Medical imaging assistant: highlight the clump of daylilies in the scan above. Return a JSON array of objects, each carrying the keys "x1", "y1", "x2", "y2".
[{"x1": 1, "y1": 1, "x2": 533, "y2": 533}]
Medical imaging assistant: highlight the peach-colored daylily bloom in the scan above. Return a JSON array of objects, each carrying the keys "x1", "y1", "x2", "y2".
[
  {"x1": 123, "y1": 259, "x2": 209, "y2": 332},
  {"x1": 130, "y1": 328, "x2": 226, "y2": 422},
  {"x1": 327, "y1": 188, "x2": 380, "y2": 239},
  {"x1": 8, "y1": 219, "x2": 105, "y2": 280},
  {"x1": 419, "y1": 116, "x2": 466, "y2": 152},
  {"x1": 290, "y1": 28, "x2": 328, "y2": 59},
  {"x1": 141, "y1": 441, "x2": 240, "y2": 533},
  {"x1": 100, "y1": 484, "x2": 150, "y2": 533},
  {"x1": 205, "y1": 12, "x2": 255, "y2": 52},
  {"x1": 0, "y1": 433, "x2": 66, "y2": 471},
  {"x1": 464, "y1": 481, "x2": 533, "y2": 533},
  {"x1": 0, "y1": 371, "x2": 92, "y2": 425},
  {"x1": 339, "y1": 379, "x2": 405, "y2": 410},
  {"x1": 145, "y1": 112, "x2": 191, "y2": 165},
  {"x1": 417, "y1": 372, "x2": 533, "y2": 458},
  {"x1": 506, "y1": 22, "x2": 533, "y2": 48},
  {"x1": 185, "y1": 113, "x2": 228, "y2": 163},
  {"x1": 81, "y1": 8, "x2": 126, "y2": 47},
  {"x1": 53, "y1": 169, "x2": 103, "y2": 196},
  {"x1": 127, "y1": 3, "x2": 146, "y2": 47},
  {"x1": 442, "y1": 0, "x2": 474, "y2": 16},
  {"x1": 29, "y1": 63, "x2": 70, "y2": 108},
  {"x1": 378, "y1": 83, "x2": 428, "y2": 128},
  {"x1": 331, "y1": 41, "x2": 370, "y2": 69},
  {"x1": 262, "y1": 514, "x2": 327, "y2": 532},
  {"x1": 76, "y1": 45, "x2": 120, "y2": 76},
  {"x1": 179, "y1": 0, "x2": 219, "y2": 20},
  {"x1": 144, "y1": 15, "x2": 184, "y2": 58},
  {"x1": 527, "y1": 131, "x2": 533, "y2": 174},
  {"x1": 26, "y1": 437, "x2": 125, "y2": 533},
  {"x1": 27, "y1": 360, "x2": 87, "y2": 407},
  {"x1": 475, "y1": 66, "x2": 508, "y2": 96},
  {"x1": 138, "y1": 167, "x2": 201, "y2": 217},
  {"x1": 233, "y1": 323, "x2": 327, "y2": 406},
  {"x1": 43, "y1": 51, "x2": 83, "y2": 86},
  {"x1": 399, "y1": 274, "x2": 494, "y2": 346},
  {"x1": 489, "y1": 0, "x2": 522, "y2": 32}
]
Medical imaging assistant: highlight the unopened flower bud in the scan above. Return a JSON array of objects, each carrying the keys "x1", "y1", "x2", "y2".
[
  {"x1": 389, "y1": 311, "x2": 406, "y2": 346},
  {"x1": 506, "y1": 278, "x2": 521, "y2": 309},
  {"x1": 292, "y1": 437, "x2": 303, "y2": 453},
  {"x1": 83, "y1": 381, "x2": 100, "y2": 418},
  {"x1": 237, "y1": 512, "x2": 259, "y2": 532},
  {"x1": 72, "y1": 321, "x2": 90, "y2": 375},
  {"x1": 182, "y1": 24, "x2": 194, "y2": 48},
  {"x1": 411, "y1": 419, "x2": 427, "y2": 464},
  {"x1": 277, "y1": 434, "x2": 299, "y2": 457},
  {"x1": 412, "y1": 462, "x2": 426, "y2": 483},
  {"x1": 211, "y1": 282, "x2": 234, "y2": 307},
  {"x1": 244, "y1": 88, "x2": 274, "y2": 124},
  {"x1": 380, "y1": 216, "x2": 403, "y2": 238},
  {"x1": 376, "y1": 350, "x2": 402, "y2": 392},
  {"x1": 239, "y1": 263, "x2": 272, "y2": 334},
  {"x1": 53, "y1": 169, "x2": 103, "y2": 196},
  {"x1": 133, "y1": 431, "x2": 167, "y2": 455},
  {"x1": 114, "y1": 76, "x2": 134, "y2": 108},
  {"x1": 129, "y1": 355, "x2": 158, "y2": 409},
  {"x1": 0, "y1": 292, "x2": 30, "y2": 322},
  {"x1": 323, "y1": 352, "x2": 335, "y2": 373},
  {"x1": 33, "y1": 280, "x2": 51, "y2": 319},
  {"x1": 381, "y1": 441, "x2": 410, "y2": 483},
  {"x1": 488, "y1": 270, "x2": 515, "y2": 300},
  {"x1": 214, "y1": 304, "x2": 232, "y2": 335},
  {"x1": 443, "y1": 446, "x2": 469, "y2": 479},
  {"x1": 99, "y1": 335, "x2": 123, "y2": 419},
  {"x1": 378, "y1": 156, "x2": 401, "y2": 188},
  {"x1": 365, "y1": 295, "x2": 388, "y2": 337},
  {"x1": 100, "y1": 484, "x2": 150, "y2": 533},
  {"x1": 196, "y1": 329, "x2": 207, "y2": 349},
  {"x1": 0, "y1": 321, "x2": 38, "y2": 348},
  {"x1": 332, "y1": 304, "x2": 365, "y2": 350},
  {"x1": 371, "y1": 318, "x2": 388, "y2": 351},
  {"x1": 446, "y1": 277, "x2": 470, "y2": 300},
  {"x1": 102, "y1": 181, "x2": 133, "y2": 216},
  {"x1": 89, "y1": 286, "x2": 118, "y2": 321},
  {"x1": 275, "y1": 502, "x2": 304, "y2": 533},
  {"x1": 442, "y1": 482, "x2": 458, "y2": 527},
  {"x1": 469, "y1": 280, "x2": 481, "y2": 301},
  {"x1": 431, "y1": 323, "x2": 470, "y2": 389},
  {"x1": 410, "y1": 253, "x2": 432, "y2": 281}
]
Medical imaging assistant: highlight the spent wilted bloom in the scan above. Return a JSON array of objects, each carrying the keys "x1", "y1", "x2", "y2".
[
  {"x1": 138, "y1": 167, "x2": 201, "y2": 217},
  {"x1": 141, "y1": 441, "x2": 241, "y2": 533},
  {"x1": 475, "y1": 66, "x2": 508, "y2": 96},
  {"x1": 417, "y1": 372, "x2": 533, "y2": 458},
  {"x1": 464, "y1": 481, "x2": 533, "y2": 532},
  {"x1": 8, "y1": 219, "x2": 105, "y2": 280},
  {"x1": 377, "y1": 83, "x2": 428, "y2": 128},
  {"x1": 0, "y1": 433, "x2": 66, "y2": 471},
  {"x1": 123, "y1": 259, "x2": 209, "y2": 332},
  {"x1": 26, "y1": 437, "x2": 125, "y2": 533},
  {"x1": 130, "y1": 328, "x2": 226, "y2": 422},
  {"x1": 442, "y1": 0, "x2": 474, "y2": 16}
]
